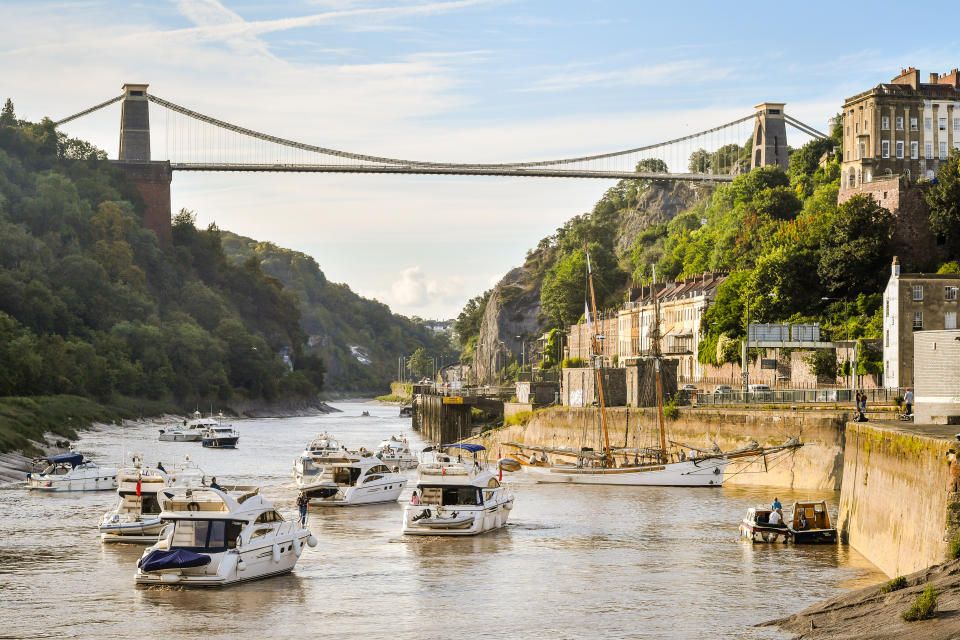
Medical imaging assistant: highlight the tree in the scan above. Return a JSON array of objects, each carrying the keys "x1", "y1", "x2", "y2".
[
  {"x1": 817, "y1": 195, "x2": 894, "y2": 296},
  {"x1": 689, "y1": 149, "x2": 711, "y2": 173},
  {"x1": 926, "y1": 151, "x2": 960, "y2": 254},
  {"x1": 407, "y1": 347, "x2": 431, "y2": 379},
  {"x1": 0, "y1": 99, "x2": 16, "y2": 127}
]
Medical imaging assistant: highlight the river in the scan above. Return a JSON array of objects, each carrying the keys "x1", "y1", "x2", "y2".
[{"x1": 0, "y1": 400, "x2": 883, "y2": 639}]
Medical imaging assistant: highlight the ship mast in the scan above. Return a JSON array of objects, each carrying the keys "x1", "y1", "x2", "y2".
[
  {"x1": 651, "y1": 266, "x2": 668, "y2": 461},
  {"x1": 585, "y1": 244, "x2": 613, "y2": 467}
]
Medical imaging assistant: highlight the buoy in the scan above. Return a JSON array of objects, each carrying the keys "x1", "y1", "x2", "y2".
[
  {"x1": 237, "y1": 559, "x2": 246, "y2": 571},
  {"x1": 307, "y1": 535, "x2": 318, "y2": 548},
  {"x1": 272, "y1": 543, "x2": 281, "y2": 563},
  {"x1": 293, "y1": 537, "x2": 302, "y2": 557}
]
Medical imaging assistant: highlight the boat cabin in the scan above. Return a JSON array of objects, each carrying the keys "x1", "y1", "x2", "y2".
[
  {"x1": 790, "y1": 501, "x2": 832, "y2": 531},
  {"x1": 32, "y1": 453, "x2": 85, "y2": 476}
]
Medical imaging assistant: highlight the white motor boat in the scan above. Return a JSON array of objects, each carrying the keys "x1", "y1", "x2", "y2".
[
  {"x1": 99, "y1": 455, "x2": 206, "y2": 543},
  {"x1": 293, "y1": 433, "x2": 407, "y2": 506},
  {"x1": 159, "y1": 411, "x2": 217, "y2": 442},
  {"x1": 26, "y1": 453, "x2": 117, "y2": 491},
  {"x1": 402, "y1": 444, "x2": 514, "y2": 536},
  {"x1": 135, "y1": 486, "x2": 316, "y2": 587},
  {"x1": 201, "y1": 415, "x2": 240, "y2": 449},
  {"x1": 376, "y1": 435, "x2": 418, "y2": 470}
]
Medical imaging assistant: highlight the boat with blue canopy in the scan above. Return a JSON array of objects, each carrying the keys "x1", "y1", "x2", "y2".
[{"x1": 27, "y1": 452, "x2": 117, "y2": 492}]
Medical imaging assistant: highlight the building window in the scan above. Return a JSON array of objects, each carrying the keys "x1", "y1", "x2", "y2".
[
  {"x1": 855, "y1": 122, "x2": 859, "y2": 133},
  {"x1": 913, "y1": 284, "x2": 923, "y2": 301},
  {"x1": 955, "y1": 117, "x2": 960, "y2": 131},
  {"x1": 885, "y1": 329, "x2": 889, "y2": 346},
  {"x1": 911, "y1": 141, "x2": 918, "y2": 159},
  {"x1": 859, "y1": 142, "x2": 865, "y2": 159},
  {"x1": 881, "y1": 140, "x2": 890, "y2": 158},
  {"x1": 897, "y1": 141, "x2": 905, "y2": 159},
  {"x1": 845, "y1": 150, "x2": 850, "y2": 161},
  {"x1": 896, "y1": 116, "x2": 904, "y2": 130},
  {"x1": 940, "y1": 117, "x2": 947, "y2": 131},
  {"x1": 913, "y1": 311, "x2": 923, "y2": 328},
  {"x1": 947, "y1": 312, "x2": 958, "y2": 330},
  {"x1": 925, "y1": 117, "x2": 933, "y2": 130},
  {"x1": 947, "y1": 286, "x2": 959, "y2": 301},
  {"x1": 926, "y1": 142, "x2": 933, "y2": 159},
  {"x1": 882, "y1": 116, "x2": 890, "y2": 130},
  {"x1": 910, "y1": 117, "x2": 918, "y2": 130},
  {"x1": 941, "y1": 142, "x2": 948, "y2": 159},
  {"x1": 955, "y1": 142, "x2": 960, "y2": 152}
]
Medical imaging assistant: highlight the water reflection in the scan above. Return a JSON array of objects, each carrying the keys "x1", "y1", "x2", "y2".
[{"x1": 0, "y1": 401, "x2": 884, "y2": 639}]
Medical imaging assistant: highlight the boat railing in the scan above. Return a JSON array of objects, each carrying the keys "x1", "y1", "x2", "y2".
[{"x1": 419, "y1": 462, "x2": 472, "y2": 476}]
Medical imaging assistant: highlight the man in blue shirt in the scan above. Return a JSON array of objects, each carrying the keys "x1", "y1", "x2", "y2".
[
  {"x1": 772, "y1": 497, "x2": 782, "y2": 511},
  {"x1": 904, "y1": 389, "x2": 914, "y2": 416}
]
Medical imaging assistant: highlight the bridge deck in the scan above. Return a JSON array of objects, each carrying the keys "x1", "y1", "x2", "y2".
[{"x1": 169, "y1": 163, "x2": 736, "y2": 181}]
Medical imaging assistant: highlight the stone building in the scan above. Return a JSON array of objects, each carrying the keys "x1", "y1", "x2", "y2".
[
  {"x1": 617, "y1": 273, "x2": 726, "y2": 380},
  {"x1": 840, "y1": 67, "x2": 960, "y2": 191},
  {"x1": 883, "y1": 257, "x2": 960, "y2": 388},
  {"x1": 913, "y1": 330, "x2": 960, "y2": 424}
]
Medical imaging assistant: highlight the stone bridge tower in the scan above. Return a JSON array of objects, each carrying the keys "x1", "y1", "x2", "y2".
[
  {"x1": 750, "y1": 102, "x2": 789, "y2": 171},
  {"x1": 114, "y1": 83, "x2": 172, "y2": 245}
]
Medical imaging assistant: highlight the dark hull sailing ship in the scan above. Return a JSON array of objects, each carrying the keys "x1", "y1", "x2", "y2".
[{"x1": 507, "y1": 256, "x2": 803, "y2": 486}]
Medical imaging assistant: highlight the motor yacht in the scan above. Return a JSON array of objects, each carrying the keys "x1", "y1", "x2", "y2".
[
  {"x1": 201, "y1": 415, "x2": 239, "y2": 448},
  {"x1": 26, "y1": 453, "x2": 117, "y2": 491},
  {"x1": 159, "y1": 411, "x2": 218, "y2": 442},
  {"x1": 402, "y1": 444, "x2": 514, "y2": 536},
  {"x1": 293, "y1": 435, "x2": 407, "y2": 506},
  {"x1": 376, "y1": 435, "x2": 418, "y2": 470},
  {"x1": 135, "y1": 486, "x2": 316, "y2": 587},
  {"x1": 99, "y1": 455, "x2": 206, "y2": 543}
]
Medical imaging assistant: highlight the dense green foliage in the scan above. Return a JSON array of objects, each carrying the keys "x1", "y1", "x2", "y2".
[
  {"x1": 0, "y1": 103, "x2": 322, "y2": 411},
  {"x1": 926, "y1": 151, "x2": 960, "y2": 255},
  {"x1": 880, "y1": 576, "x2": 908, "y2": 594},
  {"x1": 219, "y1": 232, "x2": 453, "y2": 392}
]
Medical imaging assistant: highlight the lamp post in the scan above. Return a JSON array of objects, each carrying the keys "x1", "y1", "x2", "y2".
[
  {"x1": 822, "y1": 297, "x2": 853, "y2": 390},
  {"x1": 516, "y1": 335, "x2": 526, "y2": 374}
]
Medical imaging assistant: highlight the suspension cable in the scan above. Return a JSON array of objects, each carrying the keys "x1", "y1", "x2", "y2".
[{"x1": 54, "y1": 95, "x2": 123, "y2": 127}]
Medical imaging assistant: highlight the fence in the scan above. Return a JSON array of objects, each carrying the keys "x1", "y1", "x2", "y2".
[{"x1": 694, "y1": 387, "x2": 906, "y2": 406}]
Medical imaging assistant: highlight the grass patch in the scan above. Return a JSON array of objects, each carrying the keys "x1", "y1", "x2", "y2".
[
  {"x1": 880, "y1": 576, "x2": 908, "y2": 593},
  {"x1": 902, "y1": 585, "x2": 939, "y2": 622},
  {"x1": 0, "y1": 395, "x2": 181, "y2": 455},
  {"x1": 375, "y1": 394, "x2": 408, "y2": 403},
  {"x1": 950, "y1": 531, "x2": 960, "y2": 559},
  {"x1": 504, "y1": 410, "x2": 537, "y2": 427}
]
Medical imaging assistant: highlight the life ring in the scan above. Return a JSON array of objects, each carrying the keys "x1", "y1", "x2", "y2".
[{"x1": 187, "y1": 501, "x2": 200, "y2": 512}]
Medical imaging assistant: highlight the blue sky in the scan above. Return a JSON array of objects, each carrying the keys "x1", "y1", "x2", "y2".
[{"x1": 3, "y1": 1, "x2": 959, "y2": 318}]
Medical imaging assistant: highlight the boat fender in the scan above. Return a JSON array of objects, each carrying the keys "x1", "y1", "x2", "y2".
[
  {"x1": 112, "y1": 514, "x2": 120, "y2": 523},
  {"x1": 272, "y1": 543, "x2": 281, "y2": 563},
  {"x1": 307, "y1": 535, "x2": 318, "y2": 548},
  {"x1": 293, "y1": 537, "x2": 302, "y2": 557},
  {"x1": 237, "y1": 559, "x2": 246, "y2": 571},
  {"x1": 412, "y1": 509, "x2": 432, "y2": 522},
  {"x1": 187, "y1": 502, "x2": 200, "y2": 512}
]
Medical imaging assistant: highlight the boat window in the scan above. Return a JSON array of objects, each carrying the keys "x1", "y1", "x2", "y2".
[
  {"x1": 441, "y1": 487, "x2": 481, "y2": 506},
  {"x1": 486, "y1": 478, "x2": 500, "y2": 488},
  {"x1": 363, "y1": 474, "x2": 382, "y2": 484},
  {"x1": 482, "y1": 490, "x2": 494, "y2": 503},
  {"x1": 254, "y1": 510, "x2": 282, "y2": 523},
  {"x1": 420, "y1": 487, "x2": 441, "y2": 503},
  {"x1": 142, "y1": 494, "x2": 161, "y2": 515},
  {"x1": 350, "y1": 468, "x2": 362, "y2": 484},
  {"x1": 171, "y1": 519, "x2": 243, "y2": 551},
  {"x1": 369, "y1": 465, "x2": 389, "y2": 475},
  {"x1": 333, "y1": 468, "x2": 353, "y2": 485}
]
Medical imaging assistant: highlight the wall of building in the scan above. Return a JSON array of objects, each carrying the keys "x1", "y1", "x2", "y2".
[
  {"x1": 914, "y1": 330, "x2": 960, "y2": 423},
  {"x1": 561, "y1": 367, "x2": 626, "y2": 407},
  {"x1": 838, "y1": 421, "x2": 960, "y2": 577}
]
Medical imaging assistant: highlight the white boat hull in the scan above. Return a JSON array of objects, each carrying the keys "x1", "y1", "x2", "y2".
[
  {"x1": 100, "y1": 517, "x2": 166, "y2": 543},
  {"x1": 303, "y1": 476, "x2": 407, "y2": 506},
  {"x1": 27, "y1": 471, "x2": 118, "y2": 492},
  {"x1": 159, "y1": 432, "x2": 202, "y2": 442},
  {"x1": 521, "y1": 459, "x2": 729, "y2": 486},
  {"x1": 135, "y1": 532, "x2": 313, "y2": 587},
  {"x1": 401, "y1": 498, "x2": 513, "y2": 536}
]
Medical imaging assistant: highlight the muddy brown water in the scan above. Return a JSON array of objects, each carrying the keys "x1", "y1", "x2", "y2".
[{"x1": 0, "y1": 401, "x2": 884, "y2": 639}]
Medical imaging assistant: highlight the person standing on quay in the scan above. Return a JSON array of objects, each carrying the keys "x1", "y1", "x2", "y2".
[{"x1": 904, "y1": 388, "x2": 914, "y2": 416}]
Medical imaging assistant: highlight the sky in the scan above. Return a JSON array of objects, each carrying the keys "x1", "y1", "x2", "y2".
[{"x1": 3, "y1": 0, "x2": 960, "y2": 319}]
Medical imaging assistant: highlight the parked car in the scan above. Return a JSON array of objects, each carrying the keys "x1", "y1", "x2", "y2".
[
  {"x1": 713, "y1": 385, "x2": 733, "y2": 394},
  {"x1": 748, "y1": 383, "x2": 773, "y2": 400},
  {"x1": 680, "y1": 384, "x2": 700, "y2": 393}
]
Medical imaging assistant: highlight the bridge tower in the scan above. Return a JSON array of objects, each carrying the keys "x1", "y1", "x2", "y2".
[
  {"x1": 114, "y1": 83, "x2": 172, "y2": 245},
  {"x1": 750, "y1": 102, "x2": 789, "y2": 171}
]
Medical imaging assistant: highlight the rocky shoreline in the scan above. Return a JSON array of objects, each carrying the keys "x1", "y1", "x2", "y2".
[{"x1": 762, "y1": 559, "x2": 960, "y2": 639}]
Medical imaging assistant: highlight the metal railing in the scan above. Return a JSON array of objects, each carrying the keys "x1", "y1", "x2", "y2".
[{"x1": 694, "y1": 387, "x2": 906, "y2": 406}]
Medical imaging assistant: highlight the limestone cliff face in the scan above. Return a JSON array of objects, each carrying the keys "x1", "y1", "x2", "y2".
[{"x1": 473, "y1": 182, "x2": 708, "y2": 381}]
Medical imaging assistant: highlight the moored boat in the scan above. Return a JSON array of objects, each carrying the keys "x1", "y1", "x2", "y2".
[
  {"x1": 293, "y1": 435, "x2": 407, "y2": 506},
  {"x1": 739, "y1": 506, "x2": 791, "y2": 543},
  {"x1": 402, "y1": 444, "x2": 513, "y2": 536},
  {"x1": 134, "y1": 486, "x2": 316, "y2": 587},
  {"x1": 787, "y1": 501, "x2": 837, "y2": 544},
  {"x1": 376, "y1": 434, "x2": 417, "y2": 470},
  {"x1": 26, "y1": 453, "x2": 118, "y2": 491},
  {"x1": 201, "y1": 415, "x2": 239, "y2": 449},
  {"x1": 159, "y1": 411, "x2": 218, "y2": 442}
]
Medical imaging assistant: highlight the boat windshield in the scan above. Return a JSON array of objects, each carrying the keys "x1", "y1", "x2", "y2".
[
  {"x1": 419, "y1": 486, "x2": 482, "y2": 506},
  {"x1": 169, "y1": 519, "x2": 245, "y2": 552}
]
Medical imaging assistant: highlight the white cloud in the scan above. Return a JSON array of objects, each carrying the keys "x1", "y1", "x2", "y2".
[{"x1": 365, "y1": 266, "x2": 467, "y2": 313}]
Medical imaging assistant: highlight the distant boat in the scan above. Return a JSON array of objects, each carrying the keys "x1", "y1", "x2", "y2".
[
  {"x1": 26, "y1": 453, "x2": 117, "y2": 492},
  {"x1": 361, "y1": 411, "x2": 370, "y2": 417},
  {"x1": 376, "y1": 435, "x2": 417, "y2": 470},
  {"x1": 159, "y1": 411, "x2": 217, "y2": 442},
  {"x1": 292, "y1": 433, "x2": 407, "y2": 506},
  {"x1": 201, "y1": 414, "x2": 239, "y2": 449},
  {"x1": 399, "y1": 406, "x2": 413, "y2": 417}
]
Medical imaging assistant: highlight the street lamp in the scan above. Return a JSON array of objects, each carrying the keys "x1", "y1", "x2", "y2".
[
  {"x1": 822, "y1": 296, "x2": 853, "y2": 390},
  {"x1": 515, "y1": 335, "x2": 526, "y2": 374}
]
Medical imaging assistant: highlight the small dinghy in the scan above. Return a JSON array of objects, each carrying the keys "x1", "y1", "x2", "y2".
[
  {"x1": 409, "y1": 509, "x2": 475, "y2": 530},
  {"x1": 739, "y1": 506, "x2": 790, "y2": 543}
]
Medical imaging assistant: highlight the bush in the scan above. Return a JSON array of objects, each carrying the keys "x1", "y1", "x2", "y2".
[
  {"x1": 504, "y1": 410, "x2": 535, "y2": 427},
  {"x1": 950, "y1": 531, "x2": 960, "y2": 559},
  {"x1": 562, "y1": 357, "x2": 587, "y2": 369},
  {"x1": 880, "y1": 576, "x2": 907, "y2": 593},
  {"x1": 902, "y1": 585, "x2": 938, "y2": 621},
  {"x1": 663, "y1": 393, "x2": 681, "y2": 420}
]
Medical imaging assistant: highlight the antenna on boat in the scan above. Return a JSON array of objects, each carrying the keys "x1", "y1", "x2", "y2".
[{"x1": 585, "y1": 243, "x2": 613, "y2": 467}]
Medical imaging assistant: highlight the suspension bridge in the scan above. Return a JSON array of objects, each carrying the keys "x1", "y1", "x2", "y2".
[{"x1": 53, "y1": 83, "x2": 827, "y2": 241}]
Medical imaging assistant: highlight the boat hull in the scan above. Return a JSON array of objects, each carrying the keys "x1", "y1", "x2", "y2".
[
  {"x1": 521, "y1": 459, "x2": 728, "y2": 486},
  {"x1": 202, "y1": 437, "x2": 239, "y2": 449},
  {"x1": 303, "y1": 476, "x2": 407, "y2": 506},
  {"x1": 401, "y1": 498, "x2": 513, "y2": 536},
  {"x1": 739, "y1": 522, "x2": 791, "y2": 543},
  {"x1": 789, "y1": 528, "x2": 838, "y2": 544},
  {"x1": 27, "y1": 472, "x2": 118, "y2": 492},
  {"x1": 159, "y1": 432, "x2": 202, "y2": 442}
]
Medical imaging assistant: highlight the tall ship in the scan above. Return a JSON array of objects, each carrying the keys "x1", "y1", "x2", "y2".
[{"x1": 507, "y1": 257, "x2": 802, "y2": 486}]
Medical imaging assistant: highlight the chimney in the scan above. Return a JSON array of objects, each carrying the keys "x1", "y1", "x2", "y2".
[
  {"x1": 892, "y1": 67, "x2": 920, "y2": 89},
  {"x1": 930, "y1": 72, "x2": 939, "y2": 84},
  {"x1": 892, "y1": 255, "x2": 901, "y2": 277}
]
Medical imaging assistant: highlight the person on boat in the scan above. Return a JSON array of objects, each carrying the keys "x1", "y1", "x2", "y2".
[
  {"x1": 771, "y1": 497, "x2": 782, "y2": 511},
  {"x1": 768, "y1": 509, "x2": 783, "y2": 526},
  {"x1": 797, "y1": 512, "x2": 808, "y2": 530},
  {"x1": 410, "y1": 490, "x2": 420, "y2": 505},
  {"x1": 156, "y1": 461, "x2": 166, "y2": 473},
  {"x1": 297, "y1": 492, "x2": 309, "y2": 525},
  {"x1": 209, "y1": 477, "x2": 222, "y2": 490}
]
